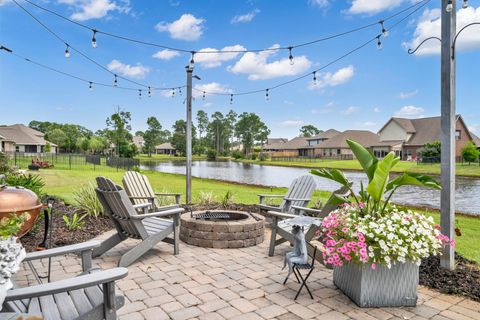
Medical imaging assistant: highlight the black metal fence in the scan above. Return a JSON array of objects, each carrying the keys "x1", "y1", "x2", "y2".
[{"x1": 106, "y1": 156, "x2": 139, "y2": 170}]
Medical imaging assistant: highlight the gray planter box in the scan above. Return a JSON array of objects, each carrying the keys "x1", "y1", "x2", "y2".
[{"x1": 333, "y1": 261, "x2": 419, "y2": 307}]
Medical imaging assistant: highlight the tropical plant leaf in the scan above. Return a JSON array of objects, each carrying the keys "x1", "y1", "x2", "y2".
[
  {"x1": 310, "y1": 168, "x2": 351, "y2": 188},
  {"x1": 346, "y1": 139, "x2": 378, "y2": 181},
  {"x1": 328, "y1": 193, "x2": 350, "y2": 207},
  {"x1": 386, "y1": 173, "x2": 441, "y2": 192},
  {"x1": 367, "y1": 152, "x2": 400, "y2": 203}
]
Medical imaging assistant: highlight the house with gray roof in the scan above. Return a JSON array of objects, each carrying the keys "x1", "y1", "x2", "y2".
[
  {"x1": 376, "y1": 115, "x2": 474, "y2": 160},
  {"x1": 313, "y1": 130, "x2": 380, "y2": 157},
  {"x1": 0, "y1": 124, "x2": 57, "y2": 154},
  {"x1": 155, "y1": 142, "x2": 177, "y2": 155}
]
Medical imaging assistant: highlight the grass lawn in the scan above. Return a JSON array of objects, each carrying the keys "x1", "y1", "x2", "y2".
[
  {"x1": 238, "y1": 159, "x2": 480, "y2": 177},
  {"x1": 36, "y1": 166, "x2": 480, "y2": 263}
]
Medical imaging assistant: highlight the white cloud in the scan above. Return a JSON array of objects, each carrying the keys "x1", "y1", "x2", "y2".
[
  {"x1": 405, "y1": 6, "x2": 480, "y2": 56},
  {"x1": 195, "y1": 45, "x2": 246, "y2": 68},
  {"x1": 348, "y1": 0, "x2": 406, "y2": 15},
  {"x1": 193, "y1": 82, "x2": 232, "y2": 98},
  {"x1": 281, "y1": 120, "x2": 305, "y2": 127},
  {"x1": 468, "y1": 124, "x2": 480, "y2": 133},
  {"x1": 373, "y1": 107, "x2": 380, "y2": 112},
  {"x1": 399, "y1": 90, "x2": 419, "y2": 99},
  {"x1": 309, "y1": 0, "x2": 329, "y2": 8},
  {"x1": 394, "y1": 105, "x2": 425, "y2": 118},
  {"x1": 342, "y1": 106, "x2": 359, "y2": 116},
  {"x1": 155, "y1": 14, "x2": 205, "y2": 41},
  {"x1": 60, "y1": 0, "x2": 130, "y2": 21},
  {"x1": 309, "y1": 65, "x2": 355, "y2": 89},
  {"x1": 312, "y1": 101, "x2": 335, "y2": 114},
  {"x1": 228, "y1": 44, "x2": 312, "y2": 80},
  {"x1": 0, "y1": 0, "x2": 11, "y2": 6},
  {"x1": 231, "y1": 9, "x2": 260, "y2": 24},
  {"x1": 107, "y1": 59, "x2": 150, "y2": 79},
  {"x1": 152, "y1": 49, "x2": 180, "y2": 60}
]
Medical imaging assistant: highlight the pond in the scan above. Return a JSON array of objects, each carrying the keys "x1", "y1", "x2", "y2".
[{"x1": 141, "y1": 160, "x2": 480, "y2": 216}]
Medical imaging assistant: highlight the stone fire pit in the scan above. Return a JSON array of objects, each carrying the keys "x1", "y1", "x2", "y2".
[{"x1": 180, "y1": 210, "x2": 265, "y2": 248}]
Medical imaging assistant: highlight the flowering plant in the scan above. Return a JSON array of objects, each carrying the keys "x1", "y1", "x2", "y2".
[{"x1": 318, "y1": 204, "x2": 454, "y2": 269}]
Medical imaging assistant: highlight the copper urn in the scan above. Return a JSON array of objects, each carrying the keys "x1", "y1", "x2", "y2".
[{"x1": 0, "y1": 182, "x2": 43, "y2": 237}]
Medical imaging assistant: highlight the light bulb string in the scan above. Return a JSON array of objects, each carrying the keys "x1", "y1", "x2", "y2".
[
  {"x1": 192, "y1": 0, "x2": 430, "y2": 98},
  {"x1": 2, "y1": 47, "x2": 186, "y2": 92},
  {"x1": 19, "y1": 0, "x2": 430, "y2": 54}
]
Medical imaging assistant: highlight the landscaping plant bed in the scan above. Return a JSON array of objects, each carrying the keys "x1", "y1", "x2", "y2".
[{"x1": 420, "y1": 253, "x2": 480, "y2": 302}]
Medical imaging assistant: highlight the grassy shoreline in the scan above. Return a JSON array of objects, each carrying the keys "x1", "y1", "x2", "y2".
[{"x1": 34, "y1": 165, "x2": 480, "y2": 263}]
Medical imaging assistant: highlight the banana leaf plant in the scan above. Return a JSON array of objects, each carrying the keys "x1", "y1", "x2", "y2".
[{"x1": 310, "y1": 139, "x2": 441, "y2": 217}]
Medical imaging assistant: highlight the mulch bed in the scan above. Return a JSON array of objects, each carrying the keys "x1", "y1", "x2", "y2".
[
  {"x1": 20, "y1": 200, "x2": 480, "y2": 302},
  {"x1": 420, "y1": 253, "x2": 480, "y2": 302}
]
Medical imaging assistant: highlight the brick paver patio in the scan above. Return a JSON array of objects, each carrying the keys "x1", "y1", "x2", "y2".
[{"x1": 15, "y1": 229, "x2": 480, "y2": 320}]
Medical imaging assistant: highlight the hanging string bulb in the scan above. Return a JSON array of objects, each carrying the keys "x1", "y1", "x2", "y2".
[
  {"x1": 462, "y1": 0, "x2": 468, "y2": 9},
  {"x1": 91, "y1": 29, "x2": 97, "y2": 48},
  {"x1": 202, "y1": 91, "x2": 206, "y2": 100},
  {"x1": 148, "y1": 86, "x2": 152, "y2": 97},
  {"x1": 446, "y1": 0, "x2": 453, "y2": 12},
  {"x1": 88, "y1": 81, "x2": 93, "y2": 91},
  {"x1": 230, "y1": 94, "x2": 233, "y2": 105},
  {"x1": 312, "y1": 71, "x2": 317, "y2": 86},
  {"x1": 376, "y1": 36, "x2": 382, "y2": 50},
  {"x1": 380, "y1": 20, "x2": 388, "y2": 38},
  {"x1": 113, "y1": 74, "x2": 118, "y2": 87},
  {"x1": 189, "y1": 51, "x2": 195, "y2": 68},
  {"x1": 171, "y1": 88, "x2": 175, "y2": 98},
  {"x1": 138, "y1": 89, "x2": 142, "y2": 99},
  {"x1": 64, "y1": 43, "x2": 70, "y2": 58},
  {"x1": 265, "y1": 89, "x2": 270, "y2": 101},
  {"x1": 288, "y1": 47, "x2": 294, "y2": 66},
  {"x1": 178, "y1": 87, "x2": 182, "y2": 96}
]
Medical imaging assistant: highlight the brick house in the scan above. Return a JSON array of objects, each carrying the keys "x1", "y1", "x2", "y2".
[
  {"x1": 313, "y1": 130, "x2": 380, "y2": 157},
  {"x1": 375, "y1": 115, "x2": 474, "y2": 160}
]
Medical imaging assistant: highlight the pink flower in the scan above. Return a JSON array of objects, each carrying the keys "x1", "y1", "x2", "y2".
[
  {"x1": 342, "y1": 227, "x2": 348, "y2": 233},
  {"x1": 344, "y1": 255, "x2": 352, "y2": 261},
  {"x1": 371, "y1": 263, "x2": 376, "y2": 270},
  {"x1": 327, "y1": 257, "x2": 334, "y2": 264}
]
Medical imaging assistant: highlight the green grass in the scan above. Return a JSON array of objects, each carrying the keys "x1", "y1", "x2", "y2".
[
  {"x1": 238, "y1": 159, "x2": 480, "y2": 177},
  {"x1": 34, "y1": 165, "x2": 480, "y2": 263}
]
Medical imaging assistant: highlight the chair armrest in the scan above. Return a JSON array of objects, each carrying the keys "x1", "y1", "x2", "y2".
[
  {"x1": 130, "y1": 208, "x2": 184, "y2": 219},
  {"x1": 257, "y1": 194, "x2": 285, "y2": 198},
  {"x1": 284, "y1": 198, "x2": 311, "y2": 202},
  {"x1": 5, "y1": 268, "x2": 128, "y2": 301},
  {"x1": 133, "y1": 203, "x2": 152, "y2": 209},
  {"x1": 24, "y1": 241, "x2": 100, "y2": 262},
  {"x1": 290, "y1": 205, "x2": 325, "y2": 215},
  {"x1": 155, "y1": 193, "x2": 181, "y2": 196},
  {"x1": 129, "y1": 196, "x2": 155, "y2": 200},
  {"x1": 267, "y1": 211, "x2": 297, "y2": 219}
]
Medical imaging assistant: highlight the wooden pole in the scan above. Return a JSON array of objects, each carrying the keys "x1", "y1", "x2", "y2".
[{"x1": 440, "y1": 0, "x2": 456, "y2": 270}]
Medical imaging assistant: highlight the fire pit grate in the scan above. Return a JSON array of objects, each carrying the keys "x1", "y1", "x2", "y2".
[{"x1": 192, "y1": 211, "x2": 231, "y2": 220}]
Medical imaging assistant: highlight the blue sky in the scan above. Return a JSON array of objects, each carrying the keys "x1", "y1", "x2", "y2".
[{"x1": 1, "y1": 0, "x2": 479, "y2": 138}]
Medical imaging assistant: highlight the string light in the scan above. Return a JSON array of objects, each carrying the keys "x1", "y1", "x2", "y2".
[
  {"x1": 113, "y1": 74, "x2": 118, "y2": 87},
  {"x1": 380, "y1": 20, "x2": 388, "y2": 38},
  {"x1": 376, "y1": 36, "x2": 382, "y2": 50},
  {"x1": 288, "y1": 47, "x2": 294, "y2": 65},
  {"x1": 265, "y1": 89, "x2": 270, "y2": 101},
  {"x1": 88, "y1": 81, "x2": 92, "y2": 91},
  {"x1": 148, "y1": 86, "x2": 151, "y2": 97},
  {"x1": 202, "y1": 91, "x2": 206, "y2": 100},
  {"x1": 446, "y1": 0, "x2": 453, "y2": 12},
  {"x1": 189, "y1": 51, "x2": 195, "y2": 68},
  {"x1": 171, "y1": 88, "x2": 175, "y2": 98},
  {"x1": 230, "y1": 94, "x2": 233, "y2": 105},
  {"x1": 91, "y1": 29, "x2": 97, "y2": 48},
  {"x1": 179, "y1": 87, "x2": 182, "y2": 96},
  {"x1": 462, "y1": 0, "x2": 468, "y2": 9},
  {"x1": 138, "y1": 89, "x2": 142, "y2": 99},
  {"x1": 312, "y1": 71, "x2": 317, "y2": 85},
  {"x1": 64, "y1": 43, "x2": 70, "y2": 58}
]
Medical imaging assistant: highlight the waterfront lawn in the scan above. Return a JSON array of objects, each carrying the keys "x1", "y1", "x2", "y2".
[
  {"x1": 36, "y1": 166, "x2": 480, "y2": 263},
  {"x1": 239, "y1": 159, "x2": 480, "y2": 177}
]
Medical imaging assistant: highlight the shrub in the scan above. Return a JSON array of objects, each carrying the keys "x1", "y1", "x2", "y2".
[
  {"x1": 6, "y1": 173, "x2": 45, "y2": 197},
  {"x1": 221, "y1": 191, "x2": 234, "y2": 208},
  {"x1": 63, "y1": 211, "x2": 87, "y2": 231},
  {"x1": 259, "y1": 153, "x2": 268, "y2": 161},
  {"x1": 0, "y1": 213, "x2": 28, "y2": 239},
  {"x1": 232, "y1": 150, "x2": 244, "y2": 160},
  {"x1": 461, "y1": 141, "x2": 479, "y2": 164},
  {"x1": 196, "y1": 191, "x2": 217, "y2": 206},
  {"x1": 156, "y1": 188, "x2": 177, "y2": 206},
  {"x1": 0, "y1": 152, "x2": 12, "y2": 174},
  {"x1": 206, "y1": 148, "x2": 217, "y2": 160},
  {"x1": 251, "y1": 153, "x2": 258, "y2": 160},
  {"x1": 73, "y1": 183, "x2": 103, "y2": 218}
]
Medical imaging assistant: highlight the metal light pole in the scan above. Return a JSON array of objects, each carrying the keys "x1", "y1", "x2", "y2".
[
  {"x1": 186, "y1": 64, "x2": 193, "y2": 205},
  {"x1": 440, "y1": 0, "x2": 456, "y2": 270}
]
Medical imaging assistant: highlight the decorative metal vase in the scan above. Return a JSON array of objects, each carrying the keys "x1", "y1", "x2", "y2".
[{"x1": 333, "y1": 261, "x2": 419, "y2": 307}]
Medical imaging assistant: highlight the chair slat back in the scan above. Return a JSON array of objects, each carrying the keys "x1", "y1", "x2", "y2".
[
  {"x1": 96, "y1": 177, "x2": 148, "y2": 239},
  {"x1": 123, "y1": 171, "x2": 160, "y2": 208},
  {"x1": 280, "y1": 175, "x2": 316, "y2": 212},
  {"x1": 320, "y1": 185, "x2": 350, "y2": 216}
]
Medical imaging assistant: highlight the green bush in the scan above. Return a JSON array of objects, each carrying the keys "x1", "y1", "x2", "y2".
[
  {"x1": 0, "y1": 152, "x2": 12, "y2": 174},
  {"x1": 6, "y1": 173, "x2": 45, "y2": 197},
  {"x1": 461, "y1": 141, "x2": 480, "y2": 164},
  {"x1": 251, "y1": 153, "x2": 258, "y2": 160},
  {"x1": 196, "y1": 191, "x2": 217, "y2": 206},
  {"x1": 206, "y1": 148, "x2": 217, "y2": 160},
  {"x1": 0, "y1": 213, "x2": 28, "y2": 239},
  {"x1": 221, "y1": 191, "x2": 234, "y2": 208},
  {"x1": 73, "y1": 183, "x2": 103, "y2": 218},
  {"x1": 63, "y1": 211, "x2": 87, "y2": 231},
  {"x1": 259, "y1": 153, "x2": 268, "y2": 161},
  {"x1": 232, "y1": 151, "x2": 244, "y2": 160}
]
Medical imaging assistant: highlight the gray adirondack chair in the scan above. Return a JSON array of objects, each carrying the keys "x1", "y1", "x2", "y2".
[
  {"x1": 94, "y1": 176, "x2": 184, "y2": 267},
  {"x1": 123, "y1": 171, "x2": 181, "y2": 212},
  {"x1": 267, "y1": 186, "x2": 350, "y2": 263},
  {"x1": 258, "y1": 175, "x2": 316, "y2": 213},
  {"x1": 2, "y1": 241, "x2": 128, "y2": 320}
]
